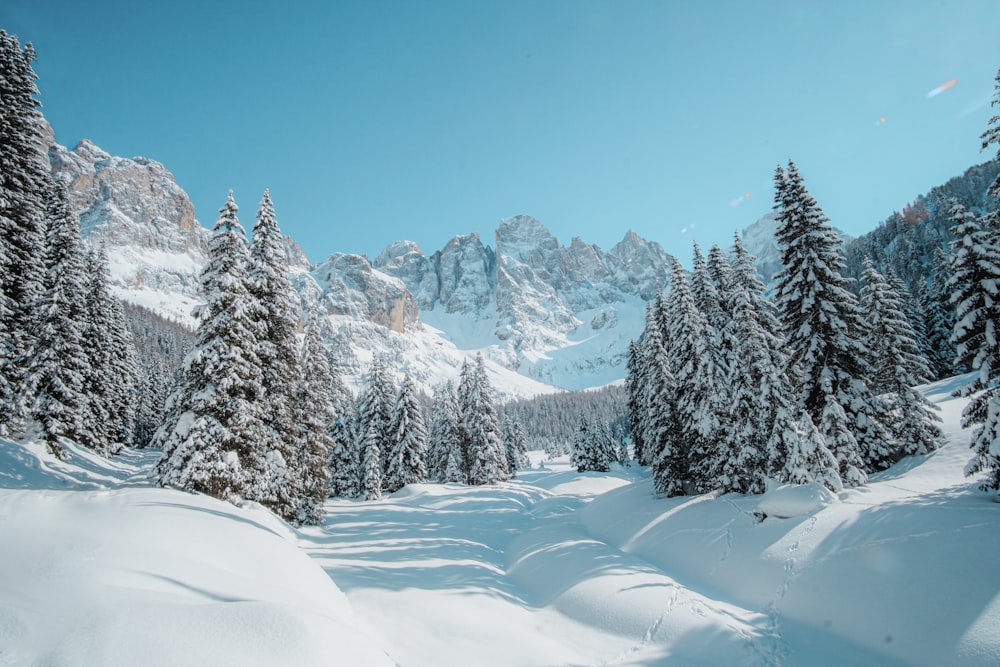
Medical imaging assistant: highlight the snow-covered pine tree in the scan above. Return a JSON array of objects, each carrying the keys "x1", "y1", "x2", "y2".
[
  {"x1": 20, "y1": 184, "x2": 92, "y2": 456},
  {"x1": 83, "y1": 245, "x2": 138, "y2": 454},
  {"x1": 463, "y1": 355, "x2": 509, "y2": 485},
  {"x1": 957, "y1": 71, "x2": 1000, "y2": 493},
  {"x1": 613, "y1": 422, "x2": 630, "y2": 465},
  {"x1": 247, "y1": 190, "x2": 301, "y2": 519},
  {"x1": 860, "y1": 258, "x2": 942, "y2": 457},
  {"x1": 773, "y1": 160, "x2": 893, "y2": 474},
  {"x1": 426, "y1": 381, "x2": 461, "y2": 481},
  {"x1": 154, "y1": 192, "x2": 268, "y2": 503},
  {"x1": 625, "y1": 340, "x2": 647, "y2": 465},
  {"x1": 328, "y1": 413, "x2": 359, "y2": 498},
  {"x1": 718, "y1": 245, "x2": 802, "y2": 495},
  {"x1": 0, "y1": 32, "x2": 50, "y2": 434},
  {"x1": 921, "y1": 246, "x2": 957, "y2": 379},
  {"x1": 818, "y1": 371, "x2": 868, "y2": 487},
  {"x1": 640, "y1": 302, "x2": 682, "y2": 495},
  {"x1": 292, "y1": 310, "x2": 335, "y2": 524},
  {"x1": 662, "y1": 255, "x2": 725, "y2": 494},
  {"x1": 783, "y1": 412, "x2": 843, "y2": 492},
  {"x1": 570, "y1": 415, "x2": 593, "y2": 472},
  {"x1": 355, "y1": 356, "x2": 396, "y2": 487},
  {"x1": 360, "y1": 420, "x2": 383, "y2": 501},
  {"x1": 502, "y1": 415, "x2": 529, "y2": 476},
  {"x1": 384, "y1": 375, "x2": 428, "y2": 493}
]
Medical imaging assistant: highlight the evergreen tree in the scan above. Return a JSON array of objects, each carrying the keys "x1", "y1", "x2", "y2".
[
  {"x1": 661, "y1": 256, "x2": 724, "y2": 494},
  {"x1": 20, "y1": 185, "x2": 91, "y2": 456},
  {"x1": 783, "y1": 412, "x2": 843, "y2": 492},
  {"x1": 355, "y1": 357, "x2": 395, "y2": 485},
  {"x1": 154, "y1": 192, "x2": 268, "y2": 503},
  {"x1": 360, "y1": 420, "x2": 383, "y2": 501},
  {"x1": 860, "y1": 258, "x2": 943, "y2": 456},
  {"x1": 329, "y1": 413, "x2": 359, "y2": 498},
  {"x1": 426, "y1": 382, "x2": 461, "y2": 481},
  {"x1": 463, "y1": 355, "x2": 508, "y2": 485},
  {"x1": 818, "y1": 372, "x2": 868, "y2": 487},
  {"x1": 626, "y1": 340, "x2": 649, "y2": 466},
  {"x1": 922, "y1": 245, "x2": 957, "y2": 378},
  {"x1": 83, "y1": 246, "x2": 138, "y2": 454},
  {"x1": 0, "y1": 32, "x2": 49, "y2": 435},
  {"x1": 959, "y1": 70, "x2": 1000, "y2": 493},
  {"x1": 292, "y1": 311, "x2": 335, "y2": 524},
  {"x1": 502, "y1": 415, "x2": 529, "y2": 476},
  {"x1": 247, "y1": 190, "x2": 301, "y2": 516},
  {"x1": 384, "y1": 375, "x2": 428, "y2": 493},
  {"x1": 571, "y1": 415, "x2": 594, "y2": 472},
  {"x1": 773, "y1": 161, "x2": 892, "y2": 473}
]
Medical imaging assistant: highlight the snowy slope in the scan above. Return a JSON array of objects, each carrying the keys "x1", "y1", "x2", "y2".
[
  {"x1": 0, "y1": 440, "x2": 393, "y2": 667},
  {"x1": 4, "y1": 376, "x2": 996, "y2": 664}
]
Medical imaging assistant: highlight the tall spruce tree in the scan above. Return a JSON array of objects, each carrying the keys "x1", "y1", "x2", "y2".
[
  {"x1": 957, "y1": 71, "x2": 1000, "y2": 493},
  {"x1": 83, "y1": 245, "x2": 138, "y2": 454},
  {"x1": 154, "y1": 192, "x2": 268, "y2": 503},
  {"x1": 773, "y1": 161, "x2": 892, "y2": 474},
  {"x1": 21, "y1": 184, "x2": 92, "y2": 456},
  {"x1": 355, "y1": 356, "x2": 395, "y2": 484},
  {"x1": 860, "y1": 258, "x2": 942, "y2": 457},
  {"x1": 462, "y1": 355, "x2": 508, "y2": 485},
  {"x1": 0, "y1": 32, "x2": 50, "y2": 434},
  {"x1": 247, "y1": 190, "x2": 301, "y2": 517},
  {"x1": 426, "y1": 382, "x2": 461, "y2": 481},
  {"x1": 502, "y1": 415, "x2": 529, "y2": 475},
  {"x1": 292, "y1": 311, "x2": 335, "y2": 524},
  {"x1": 384, "y1": 375, "x2": 428, "y2": 493}
]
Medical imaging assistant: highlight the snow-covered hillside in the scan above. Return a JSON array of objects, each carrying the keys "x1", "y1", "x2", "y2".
[{"x1": 2, "y1": 375, "x2": 998, "y2": 666}]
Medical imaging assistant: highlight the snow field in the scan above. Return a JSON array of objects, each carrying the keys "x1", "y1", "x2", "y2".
[{"x1": 2, "y1": 374, "x2": 999, "y2": 666}]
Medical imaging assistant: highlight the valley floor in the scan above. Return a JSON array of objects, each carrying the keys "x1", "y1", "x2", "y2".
[{"x1": 2, "y1": 374, "x2": 999, "y2": 666}]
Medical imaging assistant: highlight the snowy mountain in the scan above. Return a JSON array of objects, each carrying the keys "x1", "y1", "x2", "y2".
[
  {"x1": 3, "y1": 375, "x2": 999, "y2": 665},
  {"x1": 47, "y1": 135, "x2": 790, "y2": 396}
]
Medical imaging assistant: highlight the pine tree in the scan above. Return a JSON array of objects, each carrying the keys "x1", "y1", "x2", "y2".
[
  {"x1": 502, "y1": 416, "x2": 529, "y2": 476},
  {"x1": 427, "y1": 382, "x2": 461, "y2": 481},
  {"x1": 773, "y1": 160, "x2": 892, "y2": 474},
  {"x1": 783, "y1": 412, "x2": 843, "y2": 492},
  {"x1": 329, "y1": 414, "x2": 359, "y2": 498},
  {"x1": 355, "y1": 357, "x2": 395, "y2": 487},
  {"x1": 571, "y1": 415, "x2": 594, "y2": 472},
  {"x1": 818, "y1": 372, "x2": 868, "y2": 487},
  {"x1": 154, "y1": 192, "x2": 268, "y2": 503},
  {"x1": 921, "y1": 246, "x2": 957, "y2": 378},
  {"x1": 463, "y1": 355, "x2": 508, "y2": 485},
  {"x1": 860, "y1": 258, "x2": 942, "y2": 457},
  {"x1": 661, "y1": 256, "x2": 724, "y2": 494},
  {"x1": 292, "y1": 311, "x2": 335, "y2": 524},
  {"x1": 20, "y1": 184, "x2": 92, "y2": 456},
  {"x1": 959, "y1": 70, "x2": 1000, "y2": 493},
  {"x1": 247, "y1": 190, "x2": 301, "y2": 517},
  {"x1": 360, "y1": 420, "x2": 383, "y2": 501},
  {"x1": 384, "y1": 375, "x2": 428, "y2": 493},
  {"x1": 626, "y1": 339, "x2": 649, "y2": 466},
  {"x1": 83, "y1": 246, "x2": 138, "y2": 454},
  {"x1": 0, "y1": 32, "x2": 50, "y2": 434}
]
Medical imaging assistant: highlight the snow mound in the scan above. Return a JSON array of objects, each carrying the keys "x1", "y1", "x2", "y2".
[
  {"x1": 756, "y1": 482, "x2": 838, "y2": 519},
  {"x1": 0, "y1": 440, "x2": 393, "y2": 667}
]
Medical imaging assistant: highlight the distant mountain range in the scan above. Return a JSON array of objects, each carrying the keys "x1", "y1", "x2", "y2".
[{"x1": 46, "y1": 131, "x2": 785, "y2": 398}]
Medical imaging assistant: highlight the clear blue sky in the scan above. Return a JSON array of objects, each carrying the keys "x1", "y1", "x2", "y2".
[{"x1": 5, "y1": 1, "x2": 1000, "y2": 264}]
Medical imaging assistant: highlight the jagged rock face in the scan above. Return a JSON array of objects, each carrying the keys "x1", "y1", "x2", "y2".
[
  {"x1": 431, "y1": 233, "x2": 495, "y2": 315},
  {"x1": 605, "y1": 229, "x2": 673, "y2": 301},
  {"x1": 373, "y1": 240, "x2": 438, "y2": 311},
  {"x1": 49, "y1": 139, "x2": 209, "y2": 300},
  {"x1": 314, "y1": 253, "x2": 418, "y2": 333}
]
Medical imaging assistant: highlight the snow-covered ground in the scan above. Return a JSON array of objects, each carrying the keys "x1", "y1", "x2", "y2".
[{"x1": 2, "y1": 375, "x2": 999, "y2": 666}]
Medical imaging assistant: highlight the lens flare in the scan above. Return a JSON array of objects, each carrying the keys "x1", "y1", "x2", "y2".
[
  {"x1": 875, "y1": 116, "x2": 887, "y2": 126},
  {"x1": 729, "y1": 192, "x2": 752, "y2": 208},
  {"x1": 927, "y1": 78, "x2": 958, "y2": 98}
]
